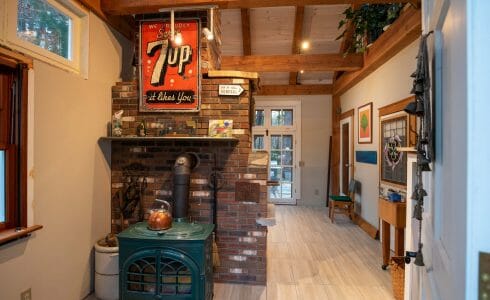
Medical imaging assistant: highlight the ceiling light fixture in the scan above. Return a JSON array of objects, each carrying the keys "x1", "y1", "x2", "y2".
[
  {"x1": 301, "y1": 40, "x2": 310, "y2": 50},
  {"x1": 300, "y1": 70, "x2": 304, "y2": 74},
  {"x1": 174, "y1": 32, "x2": 183, "y2": 45}
]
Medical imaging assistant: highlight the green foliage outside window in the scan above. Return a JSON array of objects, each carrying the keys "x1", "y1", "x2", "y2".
[{"x1": 17, "y1": 0, "x2": 71, "y2": 59}]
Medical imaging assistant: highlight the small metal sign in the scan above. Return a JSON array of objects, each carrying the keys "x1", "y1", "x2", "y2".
[{"x1": 218, "y1": 85, "x2": 244, "y2": 96}]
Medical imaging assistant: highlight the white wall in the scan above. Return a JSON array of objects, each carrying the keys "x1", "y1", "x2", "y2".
[
  {"x1": 254, "y1": 95, "x2": 332, "y2": 207},
  {"x1": 300, "y1": 96, "x2": 332, "y2": 206},
  {"x1": 0, "y1": 13, "x2": 131, "y2": 300},
  {"x1": 466, "y1": 0, "x2": 490, "y2": 298},
  {"x1": 339, "y1": 40, "x2": 419, "y2": 227}
]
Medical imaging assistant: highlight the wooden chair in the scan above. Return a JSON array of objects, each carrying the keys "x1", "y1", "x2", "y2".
[{"x1": 329, "y1": 179, "x2": 357, "y2": 223}]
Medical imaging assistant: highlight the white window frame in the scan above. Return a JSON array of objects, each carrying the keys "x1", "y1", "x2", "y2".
[{"x1": 0, "y1": 0, "x2": 89, "y2": 77}]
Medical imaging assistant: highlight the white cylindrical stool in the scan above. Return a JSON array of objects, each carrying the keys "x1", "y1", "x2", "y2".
[{"x1": 94, "y1": 239, "x2": 119, "y2": 300}]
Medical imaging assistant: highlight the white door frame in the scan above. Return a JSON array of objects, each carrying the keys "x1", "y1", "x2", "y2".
[
  {"x1": 253, "y1": 99, "x2": 301, "y2": 203},
  {"x1": 340, "y1": 115, "x2": 353, "y2": 194}
]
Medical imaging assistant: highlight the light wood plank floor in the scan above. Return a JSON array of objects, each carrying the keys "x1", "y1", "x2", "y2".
[{"x1": 214, "y1": 205, "x2": 394, "y2": 300}]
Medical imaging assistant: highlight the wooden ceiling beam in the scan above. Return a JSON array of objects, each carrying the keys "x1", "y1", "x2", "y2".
[
  {"x1": 77, "y1": 0, "x2": 135, "y2": 40},
  {"x1": 101, "y1": 0, "x2": 418, "y2": 15},
  {"x1": 221, "y1": 53, "x2": 363, "y2": 72},
  {"x1": 333, "y1": 6, "x2": 421, "y2": 96},
  {"x1": 241, "y1": 9, "x2": 252, "y2": 56},
  {"x1": 257, "y1": 84, "x2": 333, "y2": 95},
  {"x1": 289, "y1": 6, "x2": 305, "y2": 85}
]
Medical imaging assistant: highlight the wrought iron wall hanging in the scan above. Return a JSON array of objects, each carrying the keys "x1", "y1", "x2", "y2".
[{"x1": 404, "y1": 31, "x2": 434, "y2": 267}]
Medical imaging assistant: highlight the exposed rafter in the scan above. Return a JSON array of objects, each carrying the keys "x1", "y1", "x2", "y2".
[
  {"x1": 257, "y1": 84, "x2": 332, "y2": 95},
  {"x1": 101, "y1": 0, "x2": 418, "y2": 15},
  {"x1": 241, "y1": 9, "x2": 252, "y2": 56},
  {"x1": 77, "y1": 0, "x2": 135, "y2": 40},
  {"x1": 333, "y1": 6, "x2": 421, "y2": 95},
  {"x1": 221, "y1": 53, "x2": 363, "y2": 72},
  {"x1": 289, "y1": 6, "x2": 305, "y2": 85}
]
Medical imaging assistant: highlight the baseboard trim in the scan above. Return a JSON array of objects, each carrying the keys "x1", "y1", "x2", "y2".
[{"x1": 353, "y1": 213, "x2": 379, "y2": 239}]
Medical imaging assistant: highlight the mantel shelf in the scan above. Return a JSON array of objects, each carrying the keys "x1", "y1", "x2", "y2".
[{"x1": 99, "y1": 136, "x2": 239, "y2": 142}]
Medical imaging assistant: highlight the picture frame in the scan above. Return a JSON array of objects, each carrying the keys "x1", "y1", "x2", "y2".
[
  {"x1": 358, "y1": 102, "x2": 373, "y2": 144},
  {"x1": 139, "y1": 19, "x2": 201, "y2": 112},
  {"x1": 208, "y1": 120, "x2": 233, "y2": 137},
  {"x1": 380, "y1": 115, "x2": 408, "y2": 186}
]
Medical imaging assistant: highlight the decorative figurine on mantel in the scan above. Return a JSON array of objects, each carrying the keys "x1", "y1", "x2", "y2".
[
  {"x1": 137, "y1": 119, "x2": 147, "y2": 137},
  {"x1": 112, "y1": 110, "x2": 123, "y2": 137}
]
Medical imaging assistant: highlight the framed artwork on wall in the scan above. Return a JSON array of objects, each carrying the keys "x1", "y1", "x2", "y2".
[
  {"x1": 139, "y1": 19, "x2": 201, "y2": 112},
  {"x1": 358, "y1": 102, "x2": 373, "y2": 144},
  {"x1": 380, "y1": 115, "x2": 408, "y2": 186}
]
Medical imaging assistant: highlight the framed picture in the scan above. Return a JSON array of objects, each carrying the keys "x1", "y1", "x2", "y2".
[
  {"x1": 358, "y1": 102, "x2": 373, "y2": 144},
  {"x1": 380, "y1": 115, "x2": 408, "y2": 186},
  {"x1": 208, "y1": 120, "x2": 233, "y2": 137},
  {"x1": 139, "y1": 19, "x2": 201, "y2": 112}
]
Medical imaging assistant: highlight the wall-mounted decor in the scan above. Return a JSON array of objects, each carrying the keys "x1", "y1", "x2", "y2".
[
  {"x1": 358, "y1": 102, "x2": 373, "y2": 144},
  {"x1": 380, "y1": 115, "x2": 408, "y2": 186},
  {"x1": 139, "y1": 19, "x2": 200, "y2": 112},
  {"x1": 356, "y1": 150, "x2": 377, "y2": 164},
  {"x1": 208, "y1": 120, "x2": 233, "y2": 137}
]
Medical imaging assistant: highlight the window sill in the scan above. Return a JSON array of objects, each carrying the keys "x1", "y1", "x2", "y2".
[{"x1": 0, "y1": 225, "x2": 43, "y2": 246}]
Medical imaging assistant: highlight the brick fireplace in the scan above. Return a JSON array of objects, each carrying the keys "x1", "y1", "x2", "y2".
[{"x1": 110, "y1": 77, "x2": 268, "y2": 284}]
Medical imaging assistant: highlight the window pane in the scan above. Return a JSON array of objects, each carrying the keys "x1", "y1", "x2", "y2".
[
  {"x1": 281, "y1": 183, "x2": 292, "y2": 198},
  {"x1": 253, "y1": 135, "x2": 264, "y2": 150},
  {"x1": 283, "y1": 109, "x2": 293, "y2": 126},
  {"x1": 282, "y1": 167, "x2": 292, "y2": 181},
  {"x1": 270, "y1": 167, "x2": 281, "y2": 181},
  {"x1": 17, "y1": 0, "x2": 71, "y2": 59},
  {"x1": 282, "y1": 151, "x2": 292, "y2": 165},
  {"x1": 270, "y1": 151, "x2": 281, "y2": 166},
  {"x1": 254, "y1": 110, "x2": 264, "y2": 126},
  {"x1": 271, "y1": 110, "x2": 280, "y2": 126},
  {"x1": 0, "y1": 151, "x2": 5, "y2": 222},
  {"x1": 282, "y1": 135, "x2": 293, "y2": 150},
  {"x1": 271, "y1": 135, "x2": 281, "y2": 150}
]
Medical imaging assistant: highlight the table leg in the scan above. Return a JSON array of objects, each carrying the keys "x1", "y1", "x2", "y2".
[
  {"x1": 394, "y1": 228, "x2": 405, "y2": 256},
  {"x1": 381, "y1": 220, "x2": 390, "y2": 270}
]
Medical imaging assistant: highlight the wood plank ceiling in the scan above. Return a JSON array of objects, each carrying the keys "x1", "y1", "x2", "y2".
[
  {"x1": 220, "y1": 5, "x2": 348, "y2": 88},
  {"x1": 100, "y1": 0, "x2": 420, "y2": 95}
]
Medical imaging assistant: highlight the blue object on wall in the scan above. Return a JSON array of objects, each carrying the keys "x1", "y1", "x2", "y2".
[{"x1": 356, "y1": 151, "x2": 377, "y2": 164}]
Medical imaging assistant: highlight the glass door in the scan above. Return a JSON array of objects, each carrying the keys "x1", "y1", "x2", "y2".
[{"x1": 252, "y1": 102, "x2": 300, "y2": 204}]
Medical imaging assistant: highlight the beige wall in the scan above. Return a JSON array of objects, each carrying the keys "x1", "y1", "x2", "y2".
[
  {"x1": 0, "y1": 14, "x2": 131, "y2": 300},
  {"x1": 300, "y1": 96, "x2": 332, "y2": 207},
  {"x1": 339, "y1": 40, "x2": 418, "y2": 227}
]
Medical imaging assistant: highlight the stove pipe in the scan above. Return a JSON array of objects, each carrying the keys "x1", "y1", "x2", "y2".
[{"x1": 173, "y1": 152, "x2": 199, "y2": 221}]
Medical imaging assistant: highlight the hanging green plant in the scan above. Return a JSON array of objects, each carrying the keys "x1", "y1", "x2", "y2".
[{"x1": 336, "y1": 4, "x2": 404, "y2": 54}]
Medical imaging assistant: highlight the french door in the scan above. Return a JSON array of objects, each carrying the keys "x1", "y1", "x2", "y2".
[{"x1": 252, "y1": 101, "x2": 301, "y2": 204}]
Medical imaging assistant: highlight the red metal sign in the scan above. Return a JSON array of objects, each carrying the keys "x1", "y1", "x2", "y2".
[{"x1": 139, "y1": 19, "x2": 200, "y2": 111}]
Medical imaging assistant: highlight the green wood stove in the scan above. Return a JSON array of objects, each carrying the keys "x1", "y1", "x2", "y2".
[{"x1": 118, "y1": 221, "x2": 214, "y2": 300}]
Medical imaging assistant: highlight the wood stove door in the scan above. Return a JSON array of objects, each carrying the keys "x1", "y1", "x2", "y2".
[{"x1": 121, "y1": 248, "x2": 200, "y2": 300}]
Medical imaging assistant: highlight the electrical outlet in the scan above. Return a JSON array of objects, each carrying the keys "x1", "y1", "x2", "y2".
[
  {"x1": 20, "y1": 288, "x2": 31, "y2": 300},
  {"x1": 480, "y1": 252, "x2": 490, "y2": 300}
]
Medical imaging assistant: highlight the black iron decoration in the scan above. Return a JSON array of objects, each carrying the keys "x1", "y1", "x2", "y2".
[{"x1": 404, "y1": 31, "x2": 434, "y2": 267}]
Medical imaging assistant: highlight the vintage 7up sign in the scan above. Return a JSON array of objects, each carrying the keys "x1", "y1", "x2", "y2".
[{"x1": 139, "y1": 19, "x2": 200, "y2": 111}]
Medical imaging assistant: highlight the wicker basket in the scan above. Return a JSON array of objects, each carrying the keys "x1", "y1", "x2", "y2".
[{"x1": 390, "y1": 256, "x2": 405, "y2": 300}]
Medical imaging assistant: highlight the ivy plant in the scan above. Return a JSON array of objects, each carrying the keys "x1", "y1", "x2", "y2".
[{"x1": 336, "y1": 4, "x2": 404, "y2": 54}]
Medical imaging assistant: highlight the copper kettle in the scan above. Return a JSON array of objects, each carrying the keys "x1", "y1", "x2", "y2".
[{"x1": 147, "y1": 199, "x2": 172, "y2": 231}]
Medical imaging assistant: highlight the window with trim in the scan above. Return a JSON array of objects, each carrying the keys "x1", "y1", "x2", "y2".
[
  {"x1": 1, "y1": 0, "x2": 88, "y2": 76},
  {"x1": 0, "y1": 60, "x2": 28, "y2": 231}
]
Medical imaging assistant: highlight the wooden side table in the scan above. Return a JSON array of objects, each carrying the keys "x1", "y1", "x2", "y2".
[{"x1": 378, "y1": 197, "x2": 406, "y2": 269}]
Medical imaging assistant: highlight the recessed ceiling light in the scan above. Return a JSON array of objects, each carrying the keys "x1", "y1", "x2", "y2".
[
  {"x1": 300, "y1": 70, "x2": 304, "y2": 74},
  {"x1": 301, "y1": 40, "x2": 310, "y2": 50}
]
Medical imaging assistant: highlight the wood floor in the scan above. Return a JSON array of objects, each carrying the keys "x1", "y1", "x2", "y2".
[{"x1": 214, "y1": 205, "x2": 394, "y2": 300}]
